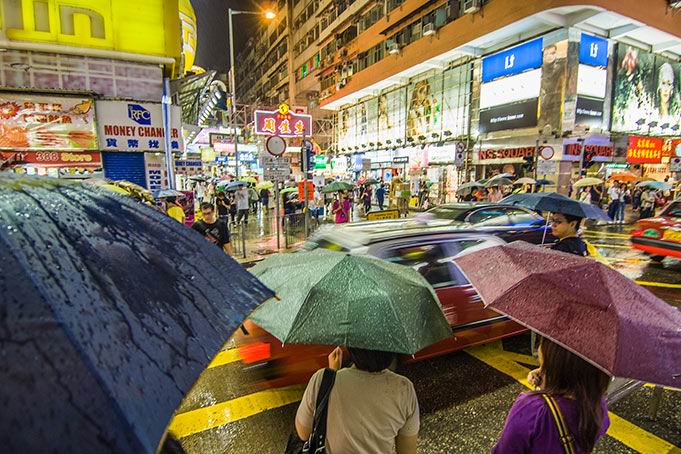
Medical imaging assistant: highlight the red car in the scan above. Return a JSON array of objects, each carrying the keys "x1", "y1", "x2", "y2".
[
  {"x1": 234, "y1": 226, "x2": 533, "y2": 388},
  {"x1": 631, "y1": 200, "x2": 681, "y2": 261}
]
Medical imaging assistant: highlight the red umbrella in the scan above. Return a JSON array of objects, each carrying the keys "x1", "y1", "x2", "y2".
[{"x1": 454, "y1": 241, "x2": 681, "y2": 388}]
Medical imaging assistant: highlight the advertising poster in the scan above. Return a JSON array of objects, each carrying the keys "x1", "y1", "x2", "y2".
[
  {"x1": 575, "y1": 97, "x2": 604, "y2": 129},
  {"x1": 378, "y1": 87, "x2": 407, "y2": 144},
  {"x1": 539, "y1": 40, "x2": 568, "y2": 133},
  {"x1": 442, "y1": 64, "x2": 471, "y2": 138},
  {"x1": 144, "y1": 153, "x2": 169, "y2": 190},
  {"x1": 0, "y1": 95, "x2": 97, "y2": 150},
  {"x1": 406, "y1": 74, "x2": 443, "y2": 138},
  {"x1": 612, "y1": 44, "x2": 681, "y2": 134},
  {"x1": 626, "y1": 136, "x2": 664, "y2": 164}
]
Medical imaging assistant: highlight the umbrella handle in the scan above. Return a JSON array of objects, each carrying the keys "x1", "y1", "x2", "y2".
[{"x1": 541, "y1": 213, "x2": 550, "y2": 245}]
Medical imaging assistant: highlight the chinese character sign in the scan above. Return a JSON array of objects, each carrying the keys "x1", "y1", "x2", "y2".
[
  {"x1": 254, "y1": 107, "x2": 312, "y2": 138},
  {"x1": 626, "y1": 136, "x2": 664, "y2": 164}
]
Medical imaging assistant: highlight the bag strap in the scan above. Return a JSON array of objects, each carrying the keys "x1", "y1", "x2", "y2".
[
  {"x1": 309, "y1": 369, "x2": 337, "y2": 446},
  {"x1": 542, "y1": 394, "x2": 576, "y2": 454}
]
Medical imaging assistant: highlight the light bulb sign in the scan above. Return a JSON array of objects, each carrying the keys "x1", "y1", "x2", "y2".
[{"x1": 254, "y1": 103, "x2": 313, "y2": 138}]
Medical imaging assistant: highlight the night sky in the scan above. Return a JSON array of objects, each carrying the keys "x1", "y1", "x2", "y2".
[{"x1": 191, "y1": 0, "x2": 265, "y2": 73}]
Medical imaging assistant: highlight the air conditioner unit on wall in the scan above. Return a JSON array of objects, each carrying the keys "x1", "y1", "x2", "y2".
[
  {"x1": 463, "y1": 0, "x2": 481, "y2": 14},
  {"x1": 423, "y1": 23, "x2": 435, "y2": 36},
  {"x1": 388, "y1": 42, "x2": 400, "y2": 55}
]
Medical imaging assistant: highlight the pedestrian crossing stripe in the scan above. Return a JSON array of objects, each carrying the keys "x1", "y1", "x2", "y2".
[
  {"x1": 170, "y1": 385, "x2": 305, "y2": 439},
  {"x1": 465, "y1": 344, "x2": 681, "y2": 454},
  {"x1": 635, "y1": 280, "x2": 681, "y2": 289},
  {"x1": 587, "y1": 243, "x2": 632, "y2": 249},
  {"x1": 583, "y1": 230, "x2": 632, "y2": 238},
  {"x1": 207, "y1": 348, "x2": 241, "y2": 369}
]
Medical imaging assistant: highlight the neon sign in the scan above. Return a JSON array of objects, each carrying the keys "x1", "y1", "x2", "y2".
[{"x1": 254, "y1": 103, "x2": 312, "y2": 138}]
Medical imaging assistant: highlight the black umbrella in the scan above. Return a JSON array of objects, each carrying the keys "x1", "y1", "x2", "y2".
[{"x1": 0, "y1": 175, "x2": 273, "y2": 453}]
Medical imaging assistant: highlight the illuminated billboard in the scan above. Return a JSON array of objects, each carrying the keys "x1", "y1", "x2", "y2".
[{"x1": 612, "y1": 44, "x2": 681, "y2": 134}]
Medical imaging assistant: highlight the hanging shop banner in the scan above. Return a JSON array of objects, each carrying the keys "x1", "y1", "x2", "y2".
[
  {"x1": 254, "y1": 103, "x2": 313, "y2": 137},
  {"x1": 626, "y1": 136, "x2": 664, "y2": 164},
  {"x1": 612, "y1": 44, "x2": 681, "y2": 135},
  {"x1": 0, "y1": 95, "x2": 97, "y2": 150},
  {"x1": 479, "y1": 99, "x2": 539, "y2": 134},
  {"x1": 0, "y1": 151, "x2": 101, "y2": 167},
  {"x1": 575, "y1": 97, "x2": 605, "y2": 129},
  {"x1": 144, "y1": 153, "x2": 169, "y2": 191},
  {"x1": 96, "y1": 101, "x2": 183, "y2": 152},
  {"x1": 562, "y1": 140, "x2": 614, "y2": 162},
  {"x1": 482, "y1": 38, "x2": 543, "y2": 82},
  {"x1": 579, "y1": 34, "x2": 609, "y2": 67},
  {"x1": 477, "y1": 146, "x2": 536, "y2": 164}
]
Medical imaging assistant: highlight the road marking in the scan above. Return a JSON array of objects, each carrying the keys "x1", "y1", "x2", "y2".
[
  {"x1": 644, "y1": 383, "x2": 681, "y2": 392},
  {"x1": 170, "y1": 385, "x2": 305, "y2": 439},
  {"x1": 498, "y1": 351, "x2": 539, "y2": 367},
  {"x1": 207, "y1": 348, "x2": 241, "y2": 369},
  {"x1": 466, "y1": 344, "x2": 681, "y2": 454},
  {"x1": 584, "y1": 230, "x2": 632, "y2": 238},
  {"x1": 635, "y1": 280, "x2": 681, "y2": 289},
  {"x1": 588, "y1": 243, "x2": 632, "y2": 249}
]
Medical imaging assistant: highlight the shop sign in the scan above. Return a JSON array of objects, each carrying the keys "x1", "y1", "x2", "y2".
[
  {"x1": 144, "y1": 154, "x2": 168, "y2": 190},
  {"x1": 575, "y1": 97, "x2": 604, "y2": 129},
  {"x1": 175, "y1": 160, "x2": 202, "y2": 176},
  {"x1": 563, "y1": 141, "x2": 614, "y2": 162},
  {"x1": 478, "y1": 98, "x2": 539, "y2": 133},
  {"x1": 626, "y1": 136, "x2": 664, "y2": 164},
  {"x1": 315, "y1": 155, "x2": 328, "y2": 169},
  {"x1": 0, "y1": 94, "x2": 97, "y2": 150},
  {"x1": 0, "y1": 151, "x2": 101, "y2": 167},
  {"x1": 478, "y1": 146, "x2": 535, "y2": 163},
  {"x1": 428, "y1": 145, "x2": 456, "y2": 164},
  {"x1": 96, "y1": 101, "x2": 183, "y2": 152},
  {"x1": 662, "y1": 138, "x2": 681, "y2": 158},
  {"x1": 254, "y1": 103, "x2": 313, "y2": 138},
  {"x1": 579, "y1": 34, "x2": 609, "y2": 68},
  {"x1": 392, "y1": 156, "x2": 409, "y2": 164},
  {"x1": 482, "y1": 38, "x2": 543, "y2": 83},
  {"x1": 577, "y1": 65, "x2": 607, "y2": 99}
]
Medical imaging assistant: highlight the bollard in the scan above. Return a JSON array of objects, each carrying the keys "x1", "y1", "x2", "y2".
[
  {"x1": 241, "y1": 221, "x2": 246, "y2": 259},
  {"x1": 284, "y1": 215, "x2": 289, "y2": 249}
]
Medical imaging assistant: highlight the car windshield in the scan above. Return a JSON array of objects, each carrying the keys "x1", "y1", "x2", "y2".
[
  {"x1": 663, "y1": 202, "x2": 681, "y2": 218},
  {"x1": 427, "y1": 205, "x2": 471, "y2": 221}
]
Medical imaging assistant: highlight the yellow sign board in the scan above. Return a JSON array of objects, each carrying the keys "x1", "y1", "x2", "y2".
[
  {"x1": 179, "y1": 0, "x2": 197, "y2": 74},
  {"x1": 367, "y1": 209, "x2": 400, "y2": 221},
  {"x1": 0, "y1": 0, "x2": 182, "y2": 71}
]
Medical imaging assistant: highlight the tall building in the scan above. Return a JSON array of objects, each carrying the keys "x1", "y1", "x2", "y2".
[{"x1": 318, "y1": 0, "x2": 681, "y2": 201}]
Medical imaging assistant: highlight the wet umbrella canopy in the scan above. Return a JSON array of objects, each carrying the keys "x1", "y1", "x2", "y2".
[
  {"x1": 502, "y1": 192, "x2": 611, "y2": 221},
  {"x1": 0, "y1": 175, "x2": 273, "y2": 453},
  {"x1": 455, "y1": 242, "x2": 681, "y2": 387},
  {"x1": 249, "y1": 249, "x2": 452, "y2": 355}
]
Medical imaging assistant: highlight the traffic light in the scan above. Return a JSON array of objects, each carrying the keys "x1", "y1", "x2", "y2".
[
  {"x1": 582, "y1": 149, "x2": 594, "y2": 172},
  {"x1": 522, "y1": 155, "x2": 534, "y2": 173},
  {"x1": 301, "y1": 140, "x2": 315, "y2": 178}
]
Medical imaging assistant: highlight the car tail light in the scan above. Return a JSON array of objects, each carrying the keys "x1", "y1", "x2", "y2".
[{"x1": 239, "y1": 342, "x2": 271, "y2": 364}]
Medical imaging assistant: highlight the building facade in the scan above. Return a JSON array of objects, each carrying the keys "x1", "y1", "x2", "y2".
[
  {"x1": 0, "y1": 0, "x2": 189, "y2": 190},
  {"x1": 313, "y1": 0, "x2": 681, "y2": 200}
]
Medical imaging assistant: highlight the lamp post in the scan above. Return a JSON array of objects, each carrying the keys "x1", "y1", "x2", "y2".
[{"x1": 228, "y1": 8, "x2": 276, "y2": 178}]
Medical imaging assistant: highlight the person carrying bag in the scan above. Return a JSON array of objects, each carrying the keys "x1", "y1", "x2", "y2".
[{"x1": 286, "y1": 368, "x2": 336, "y2": 454}]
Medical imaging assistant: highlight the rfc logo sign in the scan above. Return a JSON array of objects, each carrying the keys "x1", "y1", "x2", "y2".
[{"x1": 127, "y1": 104, "x2": 152, "y2": 125}]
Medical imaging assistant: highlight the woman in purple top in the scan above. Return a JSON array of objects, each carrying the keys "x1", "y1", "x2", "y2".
[
  {"x1": 493, "y1": 337, "x2": 611, "y2": 453},
  {"x1": 332, "y1": 192, "x2": 350, "y2": 224}
]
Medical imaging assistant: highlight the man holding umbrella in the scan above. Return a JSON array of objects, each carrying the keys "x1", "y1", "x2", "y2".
[{"x1": 550, "y1": 213, "x2": 588, "y2": 257}]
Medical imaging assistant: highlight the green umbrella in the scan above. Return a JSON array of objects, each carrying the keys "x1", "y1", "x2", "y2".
[
  {"x1": 322, "y1": 181, "x2": 353, "y2": 193},
  {"x1": 280, "y1": 187, "x2": 298, "y2": 195},
  {"x1": 248, "y1": 249, "x2": 452, "y2": 355}
]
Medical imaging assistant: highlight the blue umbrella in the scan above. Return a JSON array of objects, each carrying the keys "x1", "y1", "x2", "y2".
[
  {"x1": 501, "y1": 192, "x2": 611, "y2": 221},
  {"x1": 637, "y1": 181, "x2": 673, "y2": 191},
  {"x1": 535, "y1": 179, "x2": 554, "y2": 186},
  {"x1": 0, "y1": 175, "x2": 273, "y2": 453}
]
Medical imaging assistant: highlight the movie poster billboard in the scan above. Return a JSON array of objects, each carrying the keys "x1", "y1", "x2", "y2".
[
  {"x1": 0, "y1": 94, "x2": 97, "y2": 150},
  {"x1": 612, "y1": 44, "x2": 681, "y2": 134},
  {"x1": 406, "y1": 74, "x2": 443, "y2": 138}
]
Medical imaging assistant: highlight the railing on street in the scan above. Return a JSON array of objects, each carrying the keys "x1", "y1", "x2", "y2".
[
  {"x1": 283, "y1": 211, "x2": 322, "y2": 248},
  {"x1": 229, "y1": 221, "x2": 247, "y2": 259}
]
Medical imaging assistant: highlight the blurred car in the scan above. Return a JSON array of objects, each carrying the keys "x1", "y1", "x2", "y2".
[
  {"x1": 630, "y1": 200, "x2": 681, "y2": 261},
  {"x1": 234, "y1": 228, "x2": 528, "y2": 388}
]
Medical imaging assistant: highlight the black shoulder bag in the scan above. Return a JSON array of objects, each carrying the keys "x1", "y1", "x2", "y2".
[{"x1": 285, "y1": 368, "x2": 337, "y2": 454}]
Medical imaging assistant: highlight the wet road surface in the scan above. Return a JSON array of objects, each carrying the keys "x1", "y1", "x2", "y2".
[{"x1": 173, "y1": 222, "x2": 681, "y2": 453}]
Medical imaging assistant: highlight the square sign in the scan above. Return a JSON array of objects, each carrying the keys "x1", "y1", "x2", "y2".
[{"x1": 262, "y1": 155, "x2": 291, "y2": 181}]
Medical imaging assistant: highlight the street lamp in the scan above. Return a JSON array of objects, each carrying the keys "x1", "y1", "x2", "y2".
[{"x1": 228, "y1": 8, "x2": 276, "y2": 178}]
